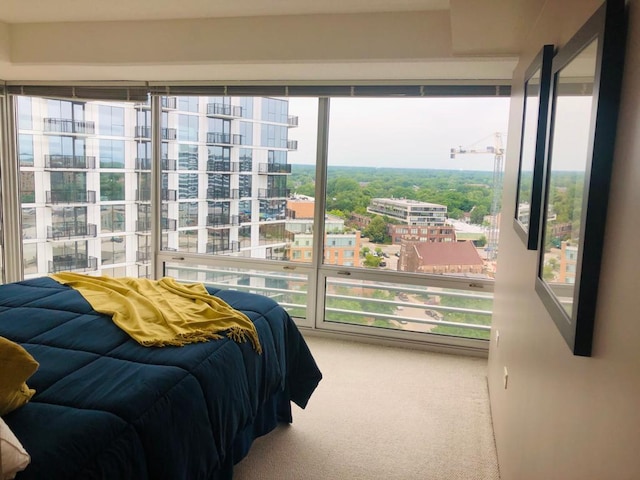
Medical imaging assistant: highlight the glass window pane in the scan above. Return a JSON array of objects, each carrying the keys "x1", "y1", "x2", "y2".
[
  {"x1": 160, "y1": 95, "x2": 315, "y2": 262},
  {"x1": 15, "y1": 95, "x2": 142, "y2": 278},
  {"x1": 326, "y1": 97, "x2": 509, "y2": 277}
]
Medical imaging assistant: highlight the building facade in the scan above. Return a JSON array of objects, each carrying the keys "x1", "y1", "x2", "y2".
[
  {"x1": 17, "y1": 95, "x2": 297, "y2": 278},
  {"x1": 367, "y1": 198, "x2": 447, "y2": 226}
]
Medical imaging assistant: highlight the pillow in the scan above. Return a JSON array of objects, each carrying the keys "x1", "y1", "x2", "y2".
[
  {"x1": 0, "y1": 416, "x2": 31, "y2": 479},
  {"x1": 0, "y1": 337, "x2": 39, "y2": 416}
]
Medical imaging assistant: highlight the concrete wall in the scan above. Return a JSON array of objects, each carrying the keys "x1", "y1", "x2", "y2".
[{"x1": 488, "y1": 0, "x2": 640, "y2": 479}]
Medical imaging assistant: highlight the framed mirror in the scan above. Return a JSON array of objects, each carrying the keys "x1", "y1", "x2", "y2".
[
  {"x1": 514, "y1": 44, "x2": 554, "y2": 249},
  {"x1": 535, "y1": 0, "x2": 626, "y2": 356}
]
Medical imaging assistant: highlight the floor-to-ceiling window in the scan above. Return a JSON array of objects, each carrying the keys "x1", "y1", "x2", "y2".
[{"x1": 4, "y1": 86, "x2": 510, "y2": 350}]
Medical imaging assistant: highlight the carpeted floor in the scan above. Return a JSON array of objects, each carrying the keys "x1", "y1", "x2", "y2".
[{"x1": 234, "y1": 335, "x2": 500, "y2": 480}]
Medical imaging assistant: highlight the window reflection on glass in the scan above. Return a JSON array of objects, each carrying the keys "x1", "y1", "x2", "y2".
[
  {"x1": 540, "y1": 39, "x2": 598, "y2": 315},
  {"x1": 23, "y1": 243, "x2": 38, "y2": 275},
  {"x1": 517, "y1": 68, "x2": 541, "y2": 229}
]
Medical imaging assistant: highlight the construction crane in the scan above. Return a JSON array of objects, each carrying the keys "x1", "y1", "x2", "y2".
[{"x1": 450, "y1": 132, "x2": 505, "y2": 261}]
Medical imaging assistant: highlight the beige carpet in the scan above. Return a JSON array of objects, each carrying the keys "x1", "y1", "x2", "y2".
[{"x1": 234, "y1": 335, "x2": 500, "y2": 480}]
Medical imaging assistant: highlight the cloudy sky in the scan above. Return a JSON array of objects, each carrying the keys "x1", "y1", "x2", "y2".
[{"x1": 286, "y1": 96, "x2": 511, "y2": 171}]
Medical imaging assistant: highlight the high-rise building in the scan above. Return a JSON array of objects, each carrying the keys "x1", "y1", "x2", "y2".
[{"x1": 17, "y1": 96, "x2": 297, "y2": 279}]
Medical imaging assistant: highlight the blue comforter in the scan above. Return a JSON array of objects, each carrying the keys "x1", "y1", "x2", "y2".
[{"x1": 0, "y1": 277, "x2": 322, "y2": 480}]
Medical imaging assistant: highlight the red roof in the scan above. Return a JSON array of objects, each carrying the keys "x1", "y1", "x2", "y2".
[{"x1": 412, "y1": 241, "x2": 483, "y2": 266}]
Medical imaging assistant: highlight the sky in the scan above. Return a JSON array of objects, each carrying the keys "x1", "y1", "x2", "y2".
[{"x1": 286, "y1": 96, "x2": 511, "y2": 171}]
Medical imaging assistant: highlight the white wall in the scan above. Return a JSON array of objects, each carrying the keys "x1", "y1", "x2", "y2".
[{"x1": 488, "y1": 0, "x2": 640, "y2": 479}]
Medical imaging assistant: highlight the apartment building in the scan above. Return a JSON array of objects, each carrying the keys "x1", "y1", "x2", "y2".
[
  {"x1": 287, "y1": 197, "x2": 360, "y2": 266},
  {"x1": 18, "y1": 96, "x2": 296, "y2": 278}
]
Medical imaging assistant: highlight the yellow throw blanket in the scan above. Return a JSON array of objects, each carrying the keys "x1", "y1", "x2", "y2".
[{"x1": 50, "y1": 273, "x2": 261, "y2": 353}]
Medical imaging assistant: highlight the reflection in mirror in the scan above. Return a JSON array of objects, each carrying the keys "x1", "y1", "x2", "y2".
[
  {"x1": 516, "y1": 68, "x2": 541, "y2": 231},
  {"x1": 540, "y1": 39, "x2": 598, "y2": 316}
]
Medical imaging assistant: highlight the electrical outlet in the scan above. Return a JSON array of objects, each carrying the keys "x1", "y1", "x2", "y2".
[{"x1": 503, "y1": 366, "x2": 509, "y2": 389}]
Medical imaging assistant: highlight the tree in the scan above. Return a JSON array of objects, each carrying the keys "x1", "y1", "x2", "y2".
[
  {"x1": 474, "y1": 235, "x2": 487, "y2": 247},
  {"x1": 363, "y1": 254, "x2": 382, "y2": 268},
  {"x1": 363, "y1": 216, "x2": 390, "y2": 244},
  {"x1": 470, "y1": 205, "x2": 488, "y2": 225}
]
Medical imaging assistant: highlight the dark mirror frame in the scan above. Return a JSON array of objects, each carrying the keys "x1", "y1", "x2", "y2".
[
  {"x1": 535, "y1": 0, "x2": 626, "y2": 356},
  {"x1": 514, "y1": 44, "x2": 554, "y2": 249}
]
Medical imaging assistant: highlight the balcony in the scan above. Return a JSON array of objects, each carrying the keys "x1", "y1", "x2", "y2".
[
  {"x1": 206, "y1": 103, "x2": 243, "y2": 118},
  {"x1": 134, "y1": 126, "x2": 177, "y2": 140},
  {"x1": 162, "y1": 217, "x2": 177, "y2": 231},
  {"x1": 134, "y1": 158, "x2": 177, "y2": 171},
  {"x1": 206, "y1": 188, "x2": 239, "y2": 200},
  {"x1": 206, "y1": 214, "x2": 240, "y2": 228},
  {"x1": 162, "y1": 97, "x2": 177, "y2": 109},
  {"x1": 136, "y1": 189, "x2": 151, "y2": 202},
  {"x1": 44, "y1": 155, "x2": 96, "y2": 170},
  {"x1": 206, "y1": 160, "x2": 238, "y2": 173},
  {"x1": 162, "y1": 189, "x2": 177, "y2": 201},
  {"x1": 43, "y1": 118, "x2": 95, "y2": 135},
  {"x1": 258, "y1": 163, "x2": 292, "y2": 174},
  {"x1": 205, "y1": 240, "x2": 240, "y2": 254},
  {"x1": 136, "y1": 219, "x2": 152, "y2": 232},
  {"x1": 48, "y1": 254, "x2": 98, "y2": 274},
  {"x1": 136, "y1": 249, "x2": 151, "y2": 263},
  {"x1": 287, "y1": 115, "x2": 299, "y2": 127},
  {"x1": 46, "y1": 190, "x2": 97, "y2": 204},
  {"x1": 47, "y1": 222, "x2": 97, "y2": 240},
  {"x1": 162, "y1": 158, "x2": 177, "y2": 171},
  {"x1": 206, "y1": 132, "x2": 243, "y2": 145},
  {"x1": 287, "y1": 140, "x2": 298, "y2": 151},
  {"x1": 258, "y1": 188, "x2": 290, "y2": 199}
]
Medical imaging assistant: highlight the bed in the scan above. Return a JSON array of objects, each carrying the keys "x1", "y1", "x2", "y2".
[{"x1": 0, "y1": 276, "x2": 322, "y2": 480}]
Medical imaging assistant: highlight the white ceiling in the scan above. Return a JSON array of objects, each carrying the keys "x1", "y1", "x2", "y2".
[
  {"x1": 0, "y1": 0, "x2": 545, "y2": 82},
  {"x1": 0, "y1": 0, "x2": 450, "y2": 23}
]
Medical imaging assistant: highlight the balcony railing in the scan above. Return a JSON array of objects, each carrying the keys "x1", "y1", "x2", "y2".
[
  {"x1": 43, "y1": 118, "x2": 95, "y2": 135},
  {"x1": 287, "y1": 115, "x2": 299, "y2": 127},
  {"x1": 206, "y1": 132, "x2": 243, "y2": 145},
  {"x1": 134, "y1": 97, "x2": 176, "y2": 110},
  {"x1": 162, "y1": 189, "x2": 177, "y2": 201},
  {"x1": 257, "y1": 188, "x2": 290, "y2": 199},
  {"x1": 136, "y1": 219, "x2": 152, "y2": 232},
  {"x1": 136, "y1": 189, "x2": 151, "y2": 202},
  {"x1": 136, "y1": 249, "x2": 151, "y2": 263},
  {"x1": 287, "y1": 140, "x2": 298, "y2": 151},
  {"x1": 206, "y1": 214, "x2": 240, "y2": 228},
  {"x1": 206, "y1": 188, "x2": 239, "y2": 200},
  {"x1": 161, "y1": 217, "x2": 177, "y2": 231},
  {"x1": 48, "y1": 254, "x2": 98, "y2": 274},
  {"x1": 47, "y1": 222, "x2": 97, "y2": 240},
  {"x1": 206, "y1": 103, "x2": 243, "y2": 117},
  {"x1": 135, "y1": 127, "x2": 177, "y2": 140},
  {"x1": 135, "y1": 158, "x2": 177, "y2": 171},
  {"x1": 46, "y1": 190, "x2": 96, "y2": 204},
  {"x1": 206, "y1": 161, "x2": 238, "y2": 173},
  {"x1": 162, "y1": 158, "x2": 177, "y2": 171},
  {"x1": 162, "y1": 97, "x2": 177, "y2": 109},
  {"x1": 44, "y1": 155, "x2": 96, "y2": 170},
  {"x1": 258, "y1": 163, "x2": 292, "y2": 174},
  {"x1": 205, "y1": 240, "x2": 240, "y2": 254}
]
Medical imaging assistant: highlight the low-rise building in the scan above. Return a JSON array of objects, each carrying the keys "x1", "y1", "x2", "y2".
[
  {"x1": 367, "y1": 198, "x2": 447, "y2": 226},
  {"x1": 398, "y1": 240, "x2": 485, "y2": 275}
]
